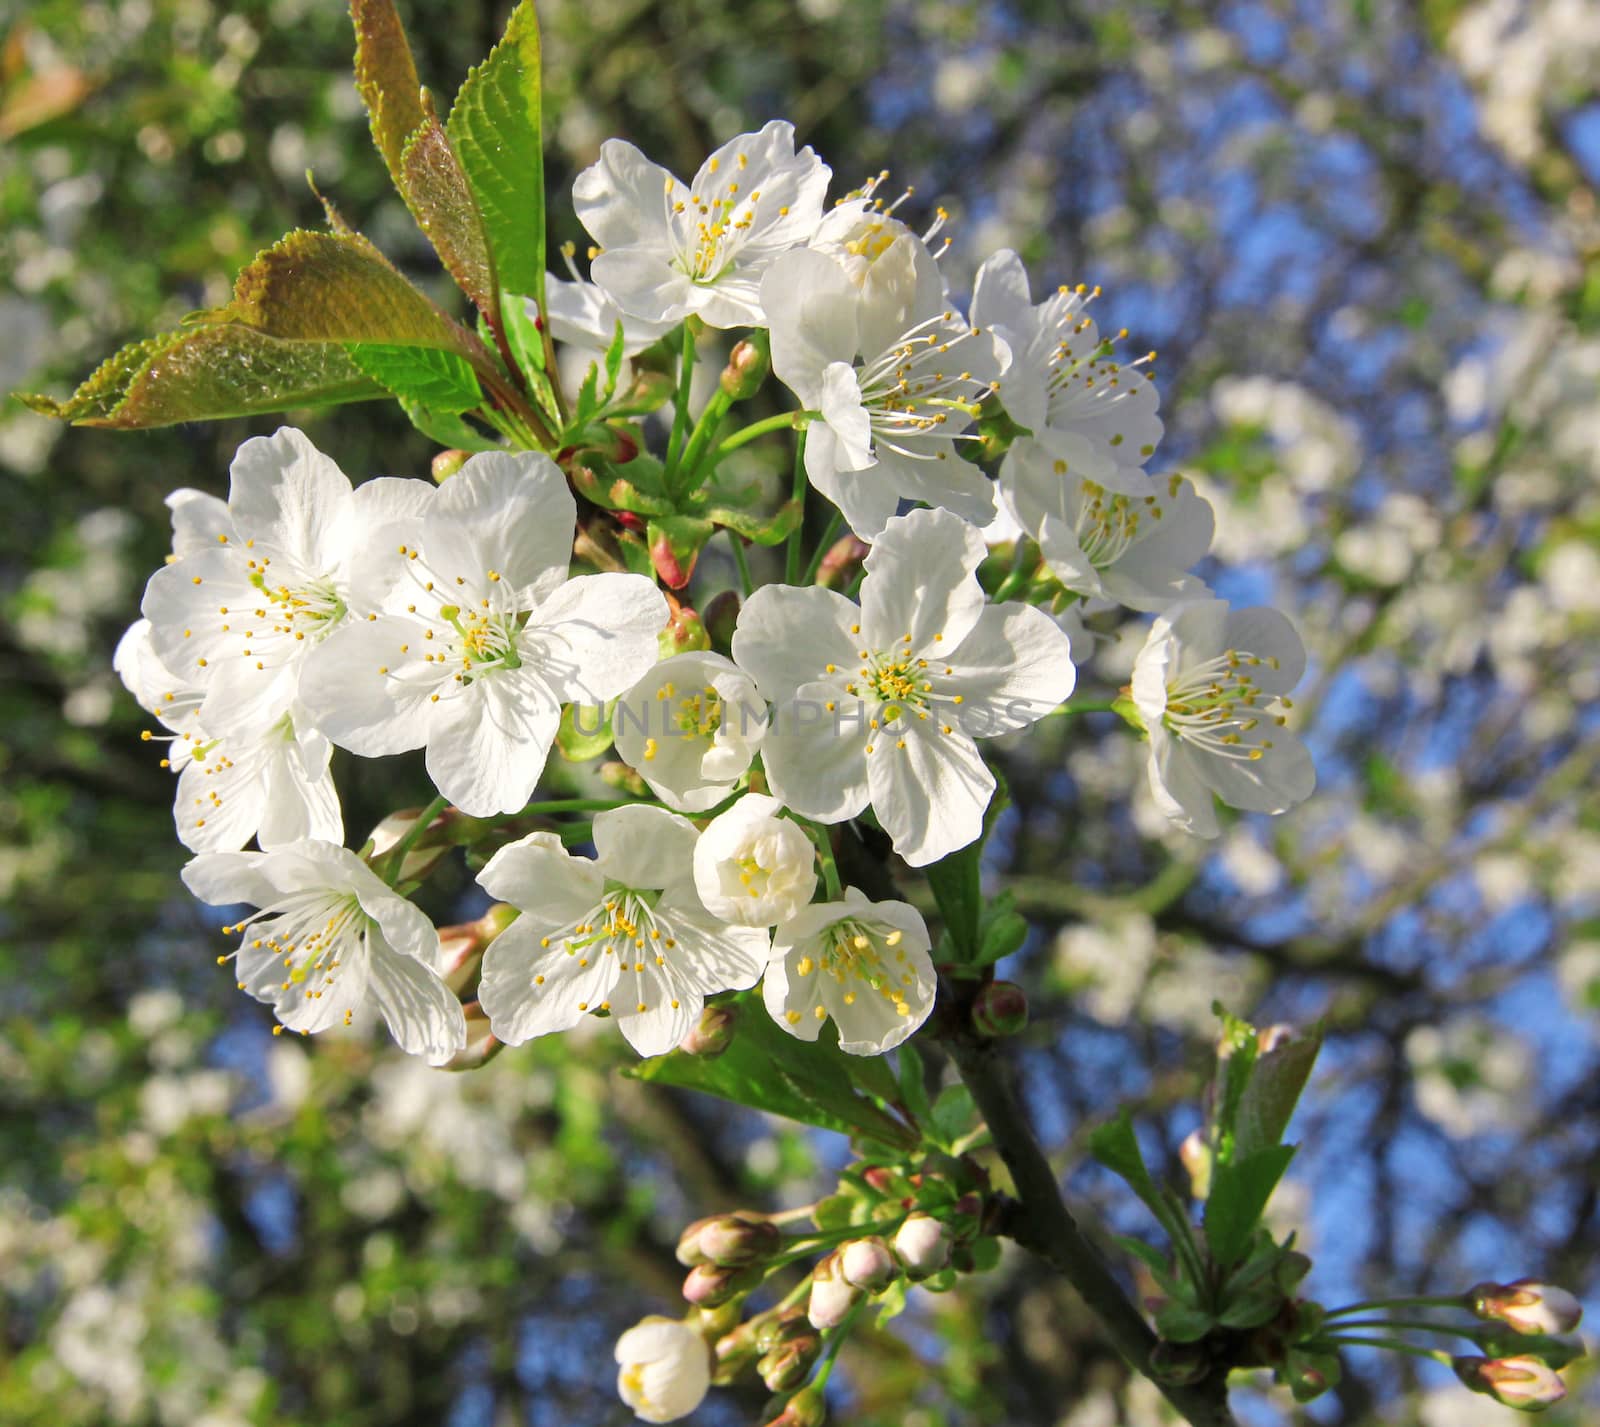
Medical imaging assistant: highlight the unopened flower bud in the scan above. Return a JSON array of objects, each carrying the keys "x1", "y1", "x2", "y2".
[
  {"x1": 1258, "y1": 1023, "x2": 1296, "y2": 1053},
  {"x1": 365, "y1": 805, "x2": 453, "y2": 883},
  {"x1": 1179, "y1": 1128, "x2": 1212, "y2": 1201},
  {"x1": 757, "y1": 1320, "x2": 821, "y2": 1392},
  {"x1": 1149, "y1": 1340, "x2": 1210, "y2": 1386},
  {"x1": 440, "y1": 1004, "x2": 501, "y2": 1071},
  {"x1": 892, "y1": 1213, "x2": 952, "y2": 1279},
  {"x1": 599, "y1": 760, "x2": 649, "y2": 795},
  {"x1": 680, "y1": 1003, "x2": 738, "y2": 1058},
  {"x1": 615, "y1": 1315, "x2": 711, "y2": 1424},
  {"x1": 699, "y1": 1214, "x2": 781, "y2": 1268},
  {"x1": 431, "y1": 448, "x2": 469, "y2": 483},
  {"x1": 703, "y1": 589, "x2": 741, "y2": 654},
  {"x1": 815, "y1": 533, "x2": 870, "y2": 591},
  {"x1": 839, "y1": 1236, "x2": 898, "y2": 1292},
  {"x1": 1470, "y1": 1280, "x2": 1584, "y2": 1337},
  {"x1": 683, "y1": 1261, "x2": 762, "y2": 1307},
  {"x1": 658, "y1": 602, "x2": 710, "y2": 657},
  {"x1": 1454, "y1": 1355, "x2": 1568, "y2": 1411},
  {"x1": 972, "y1": 980, "x2": 1029, "y2": 1038},
  {"x1": 763, "y1": 1382, "x2": 826, "y2": 1427},
  {"x1": 437, "y1": 902, "x2": 520, "y2": 993},
  {"x1": 712, "y1": 1316, "x2": 763, "y2": 1382},
  {"x1": 695, "y1": 1298, "x2": 743, "y2": 1339},
  {"x1": 720, "y1": 337, "x2": 770, "y2": 400},
  {"x1": 807, "y1": 1253, "x2": 863, "y2": 1330}
]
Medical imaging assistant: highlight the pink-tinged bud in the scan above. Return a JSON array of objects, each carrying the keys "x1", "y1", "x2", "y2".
[
  {"x1": 365, "y1": 806, "x2": 452, "y2": 883},
  {"x1": 839, "y1": 1236, "x2": 898, "y2": 1292},
  {"x1": 1179, "y1": 1128, "x2": 1213, "y2": 1200},
  {"x1": 762, "y1": 1383, "x2": 826, "y2": 1427},
  {"x1": 441, "y1": 1004, "x2": 501, "y2": 1071},
  {"x1": 1454, "y1": 1355, "x2": 1568, "y2": 1411},
  {"x1": 698, "y1": 1214, "x2": 781, "y2": 1268},
  {"x1": 892, "y1": 1213, "x2": 952, "y2": 1279},
  {"x1": 972, "y1": 980, "x2": 1029, "y2": 1038},
  {"x1": 431, "y1": 448, "x2": 469, "y2": 483},
  {"x1": 712, "y1": 1319, "x2": 762, "y2": 1382},
  {"x1": 658, "y1": 602, "x2": 710, "y2": 657},
  {"x1": 615, "y1": 510, "x2": 646, "y2": 533},
  {"x1": 815, "y1": 533, "x2": 870, "y2": 591},
  {"x1": 1258, "y1": 1023, "x2": 1296, "y2": 1053},
  {"x1": 1471, "y1": 1280, "x2": 1584, "y2": 1337},
  {"x1": 862, "y1": 1167, "x2": 897, "y2": 1194},
  {"x1": 720, "y1": 338, "x2": 770, "y2": 400},
  {"x1": 437, "y1": 902, "x2": 520, "y2": 993},
  {"x1": 679, "y1": 1003, "x2": 738, "y2": 1058},
  {"x1": 683, "y1": 1261, "x2": 762, "y2": 1308},
  {"x1": 702, "y1": 590, "x2": 740, "y2": 654},
  {"x1": 648, "y1": 516, "x2": 714, "y2": 590},
  {"x1": 807, "y1": 1253, "x2": 862, "y2": 1330}
]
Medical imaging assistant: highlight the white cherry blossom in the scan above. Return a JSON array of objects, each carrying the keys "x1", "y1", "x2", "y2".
[
  {"x1": 1131, "y1": 598, "x2": 1316, "y2": 838},
  {"x1": 691, "y1": 794, "x2": 817, "y2": 926},
  {"x1": 182, "y1": 840, "x2": 466, "y2": 1064},
  {"x1": 1005, "y1": 466, "x2": 1215, "y2": 612},
  {"x1": 762, "y1": 886, "x2": 935, "y2": 1054},
  {"x1": 762, "y1": 235, "x2": 1003, "y2": 538},
  {"x1": 476, "y1": 806, "x2": 770, "y2": 1057},
  {"x1": 612, "y1": 651, "x2": 766, "y2": 812},
  {"x1": 537, "y1": 264, "x2": 676, "y2": 359},
  {"x1": 733, "y1": 507, "x2": 1075, "y2": 866},
  {"x1": 614, "y1": 1316, "x2": 711, "y2": 1424},
  {"x1": 140, "y1": 427, "x2": 430, "y2": 739},
  {"x1": 973, "y1": 248, "x2": 1162, "y2": 494},
  {"x1": 300, "y1": 451, "x2": 666, "y2": 817},
  {"x1": 575, "y1": 120, "x2": 830, "y2": 329},
  {"x1": 116, "y1": 619, "x2": 339, "y2": 853}
]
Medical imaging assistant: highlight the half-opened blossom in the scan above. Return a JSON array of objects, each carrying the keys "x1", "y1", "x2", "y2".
[
  {"x1": 476, "y1": 806, "x2": 770, "y2": 1057},
  {"x1": 116, "y1": 619, "x2": 339, "y2": 853},
  {"x1": 733, "y1": 507, "x2": 1076, "y2": 865},
  {"x1": 973, "y1": 248, "x2": 1162, "y2": 494},
  {"x1": 301, "y1": 451, "x2": 666, "y2": 817},
  {"x1": 575, "y1": 120, "x2": 830, "y2": 329},
  {"x1": 1131, "y1": 598, "x2": 1315, "y2": 838},
  {"x1": 141, "y1": 427, "x2": 431, "y2": 739},
  {"x1": 613, "y1": 651, "x2": 766, "y2": 812},
  {"x1": 762, "y1": 236, "x2": 1003, "y2": 538},
  {"x1": 614, "y1": 1316, "x2": 711, "y2": 1424},
  {"x1": 762, "y1": 886, "x2": 934, "y2": 1054},
  {"x1": 692, "y1": 794, "x2": 817, "y2": 926},
  {"x1": 1005, "y1": 467, "x2": 1216, "y2": 612},
  {"x1": 183, "y1": 840, "x2": 466, "y2": 1064}
]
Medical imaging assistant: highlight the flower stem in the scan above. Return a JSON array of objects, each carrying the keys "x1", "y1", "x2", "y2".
[
  {"x1": 728, "y1": 526, "x2": 754, "y2": 597},
  {"x1": 1314, "y1": 1335, "x2": 1455, "y2": 1365},
  {"x1": 796, "y1": 817, "x2": 843, "y2": 900},
  {"x1": 677, "y1": 388, "x2": 734, "y2": 488},
  {"x1": 665, "y1": 322, "x2": 697, "y2": 485},
  {"x1": 784, "y1": 426, "x2": 810, "y2": 586},
  {"x1": 1320, "y1": 1316, "x2": 1483, "y2": 1339},
  {"x1": 708, "y1": 409, "x2": 815, "y2": 465},
  {"x1": 1323, "y1": 1295, "x2": 1465, "y2": 1318},
  {"x1": 1052, "y1": 699, "x2": 1123, "y2": 716},
  {"x1": 800, "y1": 511, "x2": 845, "y2": 586},
  {"x1": 381, "y1": 794, "x2": 449, "y2": 885}
]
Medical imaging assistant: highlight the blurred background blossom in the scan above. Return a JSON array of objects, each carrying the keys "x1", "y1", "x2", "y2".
[{"x1": 1, "y1": 0, "x2": 1596, "y2": 1423}]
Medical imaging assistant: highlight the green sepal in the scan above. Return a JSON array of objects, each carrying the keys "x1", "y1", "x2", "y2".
[
  {"x1": 702, "y1": 498, "x2": 804, "y2": 546},
  {"x1": 569, "y1": 457, "x2": 675, "y2": 516},
  {"x1": 556, "y1": 700, "x2": 615, "y2": 761},
  {"x1": 647, "y1": 514, "x2": 716, "y2": 589}
]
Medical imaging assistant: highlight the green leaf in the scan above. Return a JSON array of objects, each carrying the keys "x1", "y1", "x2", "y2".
[
  {"x1": 349, "y1": 0, "x2": 427, "y2": 193},
  {"x1": 1154, "y1": 1302, "x2": 1216, "y2": 1344},
  {"x1": 20, "y1": 324, "x2": 386, "y2": 429},
  {"x1": 930, "y1": 1084, "x2": 976, "y2": 1147},
  {"x1": 603, "y1": 319, "x2": 627, "y2": 398},
  {"x1": 1087, "y1": 1110, "x2": 1166, "y2": 1220},
  {"x1": 346, "y1": 342, "x2": 481, "y2": 412},
  {"x1": 626, "y1": 994, "x2": 918, "y2": 1149},
  {"x1": 1232, "y1": 1027, "x2": 1323, "y2": 1162},
  {"x1": 397, "y1": 400, "x2": 502, "y2": 451},
  {"x1": 399, "y1": 99, "x2": 496, "y2": 322},
  {"x1": 875, "y1": 1277, "x2": 909, "y2": 1325},
  {"x1": 972, "y1": 890, "x2": 1028, "y2": 968},
  {"x1": 701, "y1": 499, "x2": 804, "y2": 546},
  {"x1": 1210, "y1": 1003, "x2": 1260, "y2": 1165},
  {"x1": 1114, "y1": 1234, "x2": 1180, "y2": 1292},
  {"x1": 896, "y1": 1043, "x2": 933, "y2": 1126},
  {"x1": 923, "y1": 771, "x2": 1009, "y2": 964},
  {"x1": 1204, "y1": 1144, "x2": 1296, "y2": 1269},
  {"x1": 446, "y1": 0, "x2": 545, "y2": 306}
]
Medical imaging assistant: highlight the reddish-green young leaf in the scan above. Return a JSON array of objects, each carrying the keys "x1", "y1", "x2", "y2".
[
  {"x1": 400, "y1": 96, "x2": 497, "y2": 323},
  {"x1": 349, "y1": 0, "x2": 427, "y2": 192},
  {"x1": 18, "y1": 324, "x2": 386, "y2": 429},
  {"x1": 446, "y1": 0, "x2": 545, "y2": 304},
  {"x1": 223, "y1": 229, "x2": 481, "y2": 358}
]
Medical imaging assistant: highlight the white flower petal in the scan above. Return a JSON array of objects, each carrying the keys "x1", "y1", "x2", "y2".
[
  {"x1": 423, "y1": 670, "x2": 561, "y2": 817},
  {"x1": 731, "y1": 584, "x2": 859, "y2": 704},
  {"x1": 522, "y1": 573, "x2": 667, "y2": 706},
  {"x1": 867, "y1": 722, "x2": 994, "y2": 867},
  {"x1": 477, "y1": 831, "x2": 606, "y2": 923},
  {"x1": 431, "y1": 451, "x2": 576, "y2": 607},
  {"x1": 573, "y1": 138, "x2": 678, "y2": 252},
  {"x1": 860, "y1": 507, "x2": 988, "y2": 653},
  {"x1": 593, "y1": 805, "x2": 699, "y2": 890},
  {"x1": 478, "y1": 921, "x2": 622, "y2": 1045},
  {"x1": 761, "y1": 682, "x2": 873, "y2": 824},
  {"x1": 227, "y1": 427, "x2": 355, "y2": 575}
]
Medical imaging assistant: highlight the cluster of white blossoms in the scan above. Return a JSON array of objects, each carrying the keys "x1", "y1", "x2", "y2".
[{"x1": 117, "y1": 119, "x2": 1316, "y2": 1084}]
